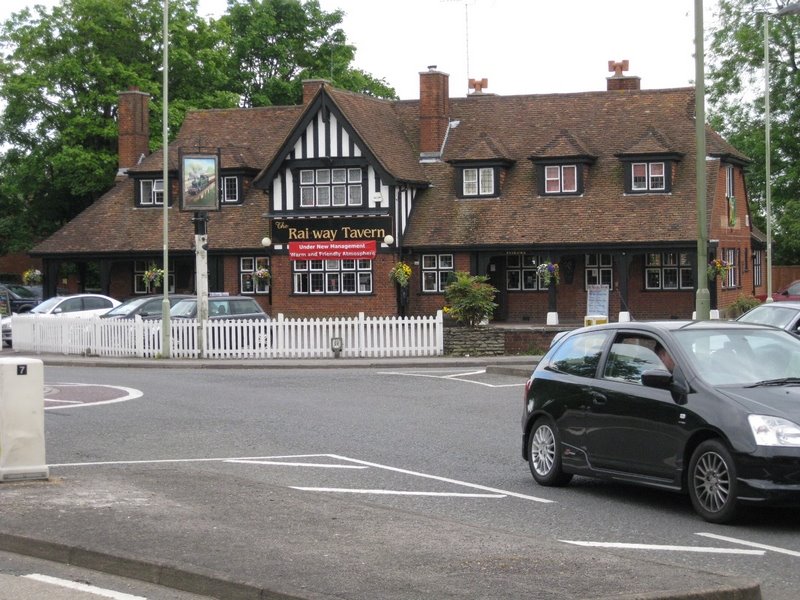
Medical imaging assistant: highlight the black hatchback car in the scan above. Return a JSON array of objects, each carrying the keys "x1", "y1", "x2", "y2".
[{"x1": 522, "y1": 320, "x2": 800, "y2": 523}]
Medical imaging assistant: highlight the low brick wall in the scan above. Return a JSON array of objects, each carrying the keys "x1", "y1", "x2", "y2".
[{"x1": 444, "y1": 325, "x2": 568, "y2": 356}]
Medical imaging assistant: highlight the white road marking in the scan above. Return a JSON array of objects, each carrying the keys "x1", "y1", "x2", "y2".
[
  {"x1": 378, "y1": 369, "x2": 525, "y2": 388},
  {"x1": 226, "y1": 459, "x2": 367, "y2": 469},
  {"x1": 44, "y1": 383, "x2": 143, "y2": 411},
  {"x1": 559, "y1": 540, "x2": 764, "y2": 555},
  {"x1": 49, "y1": 453, "x2": 334, "y2": 468},
  {"x1": 49, "y1": 453, "x2": 551, "y2": 503},
  {"x1": 696, "y1": 532, "x2": 800, "y2": 557},
  {"x1": 44, "y1": 399, "x2": 84, "y2": 405},
  {"x1": 23, "y1": 574, "x2": 147, "y2": 599},
  {"x1": 291, "y1": 487, "x2": 506, "y2": 498},
  {"x1": 329, "y1": 454, "x2": 553, "y2": 503}
]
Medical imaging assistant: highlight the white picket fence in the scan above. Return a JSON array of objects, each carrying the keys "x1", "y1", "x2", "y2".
[{"x1": 11, "y1": 311, "x2": 444, "y2": 359}]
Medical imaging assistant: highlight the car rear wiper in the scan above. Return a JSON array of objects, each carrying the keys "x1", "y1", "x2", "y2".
[{"x1": 745, "y1": 377, "x2": 800, "y2": 388}]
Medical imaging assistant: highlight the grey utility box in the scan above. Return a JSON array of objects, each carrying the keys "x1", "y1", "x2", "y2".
[{"x1": 0, "y1": 357, "x2": 48, "y2": 482}]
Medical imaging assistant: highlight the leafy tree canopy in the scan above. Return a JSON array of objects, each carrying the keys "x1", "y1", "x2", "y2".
[
  {"x1": 0, "y1": 0, "x2": 396, "y2": 254},
  {"x1": 707, "y1": 0, "x2": 800, "y2": 264}
]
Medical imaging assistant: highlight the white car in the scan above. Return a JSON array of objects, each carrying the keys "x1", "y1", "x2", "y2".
[
  {"x1": 1, "y1": 314, "x2": 11, "y2": 347},
  {"x1": 4, "y1": 294, "x2": 120, "y2": 347}
]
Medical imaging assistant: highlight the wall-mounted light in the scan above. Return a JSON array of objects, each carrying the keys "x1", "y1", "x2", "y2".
[
  {"x1": 261, "y1": 237, "x2": 272, "y2": 248},
  {"x1": 383, "y1": 234, "x2": 395, "y2": 246},
  {"x1": 373, "y1": 192, "x2": 384, "y2": 205}
]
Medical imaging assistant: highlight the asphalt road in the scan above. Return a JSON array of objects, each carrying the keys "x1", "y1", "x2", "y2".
[{"x1": 3, "y1": 362, "x2": 798, "y2": 597}]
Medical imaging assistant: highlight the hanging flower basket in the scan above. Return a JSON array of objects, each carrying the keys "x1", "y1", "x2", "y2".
[
  {"x1": 143, "y1": 265, "x2": 164, "y2": 290},
  {"x1": 389, "y1": 262, "x2": 412, "y2": 287},
  {"x1": 537, "y1": 262, "x2": 560, "y2": 286},
  {"x1": 255, "y1": 267, "x2": 271, "y2": 284},
  {"x1": 22, "y1": 268, "x2": 42, "y2": 285},
  {"x1": 707, "y1": 259, "x2": 731, "y2": 281}
]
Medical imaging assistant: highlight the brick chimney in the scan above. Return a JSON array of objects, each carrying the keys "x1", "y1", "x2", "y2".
[
  {"x1": 302, "y1": 79, "x2": 328, "y2": 105},
  {"x1": 419, "y1": 66, "x2": 449, "y2": 160},
  {"x1": 606, "y1": 60, "x2": 641, "y2": 91},
  {"x1": 117, "y1": 87, "x2": 150, "y2": 176}
]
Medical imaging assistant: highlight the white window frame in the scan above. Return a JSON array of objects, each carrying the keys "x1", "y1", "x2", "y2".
[
  {"x1": 422, "y1": 254, "x2": 455, "y2": 293},
  {"x1": 505, "y1": 254, "x2": 542, "y2": 291},
  {"x1": 585, "y1": 254, "x2": 613, "y2": 290},
  {"x1": 723, "y1": 248, "x2": 738, "y2": 288},
  {"x1": 299, "y1": 167, "x2": 364, "y2": 208},
  {"x1": 140, "y1": 179, "x2": 164, "y2": 206},
  {"x1": 223, "y1": 176, "x2": 239, "y2": 203},
  {"x1": 544, "y1": 165, "x2": 577, "y2": 194},
  {"x1": 632, "y1": 162, "x2": 666, "y2": 192},
  {"x1": 239, "y1": 256, "x2": 270, "y2": 294},
  {"x1": 645, "y1": 252, "x2": 693, "y2": 290},
  {"x1": 462, "y1": 167, "x2": 495, "y2": 197},
  {"x1": 293, "y1": 259, "x2": 372, "y2": 295}
]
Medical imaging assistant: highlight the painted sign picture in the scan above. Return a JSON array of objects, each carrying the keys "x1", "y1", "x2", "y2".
[{"x1": 181, "y1": 154, "x2": 219, "y2": 211}]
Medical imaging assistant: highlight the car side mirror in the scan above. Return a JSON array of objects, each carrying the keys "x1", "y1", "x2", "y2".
[{"x1": 642, "y1": 368, "x2": 690, "y2": 405}]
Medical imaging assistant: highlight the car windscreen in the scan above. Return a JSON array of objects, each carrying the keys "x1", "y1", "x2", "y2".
[
  {"x1": 737, "y1": 305, "x2": 797, "y2": 329},
  {"x1": 30, "y1": 296, "x2": 62, "y2": 313},
  {"x1": 674, "y1": 328, "x2": 800, "y2": 386},
  {"x1": 170, "y1": 300, "x2": 197, "y2": 317},
  {"x1": 2, "y1": 284, "x2": 36, "y2": 298},
  {"x1": 104, "y1": 298, "x2": 149, "y2": 317}
]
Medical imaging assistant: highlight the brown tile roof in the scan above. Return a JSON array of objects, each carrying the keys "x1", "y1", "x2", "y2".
[
  {"x1": 401, "y1": 88, "x2": 747, "y2": 249},
  {"x1": 31, "y1": 84, "x2": 749, "y2": 257}
]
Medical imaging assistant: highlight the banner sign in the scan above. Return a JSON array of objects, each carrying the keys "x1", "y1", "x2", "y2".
[
  {"x1": 271, "y1": 217, "x2": 392, "y2": 245},
  {"x1": 180, "y1": 153, "x2": 219, "y2": 211},
  {"x1": 289, "y1": 240, "x2": 377, "y2": 260}
]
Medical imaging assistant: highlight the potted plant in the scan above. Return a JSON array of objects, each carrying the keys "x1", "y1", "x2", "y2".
[{"x1": 443, "y1": 271, "x2": 498, "y2": 327}]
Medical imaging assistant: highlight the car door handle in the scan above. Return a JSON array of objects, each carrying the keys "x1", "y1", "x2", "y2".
[{"x1": 589, "y1": 390, "x2": 607, "y2": 405}]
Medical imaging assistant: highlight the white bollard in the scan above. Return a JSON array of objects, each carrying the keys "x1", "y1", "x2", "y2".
[
  {"x1": 0, "y1": 357, "x2": 48, "y2": 482},
  {"x1": 546, "y1": 312, "x2": 559, "y2": 325},
  {"x1": 618, "y1": 311, "x2": 631, "y2": 322}
]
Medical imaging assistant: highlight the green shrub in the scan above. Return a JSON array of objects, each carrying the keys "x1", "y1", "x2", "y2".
[
  {"x1": 724, "y1": 294, "x2": 761, "y2": 319},
  {"x1": 443, "y1": 271, "x2": 498, "y2": 327}
]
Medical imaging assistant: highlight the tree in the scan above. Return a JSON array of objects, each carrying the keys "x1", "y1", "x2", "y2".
[
  {"x1": 221, "y1": 0, "x2": 395, "y2": 107},
  {"x1": 707, "y1": 0, "x2": 800, "y2": 264}
]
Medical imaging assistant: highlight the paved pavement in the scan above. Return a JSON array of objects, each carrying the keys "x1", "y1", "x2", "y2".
[{"x1": 0, "y1": 351, "x2": 762, "y2": 599}]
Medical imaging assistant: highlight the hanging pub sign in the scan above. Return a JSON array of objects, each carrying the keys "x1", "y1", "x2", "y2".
[
  {"x1": 271, "y1": 217, "x2": 392, "y2": 245},
  {"x1": 180, "y1": 153, "x2": 220, "y2": 211}
]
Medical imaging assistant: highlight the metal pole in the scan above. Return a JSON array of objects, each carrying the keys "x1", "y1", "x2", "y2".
[
  {"x1": 764, "y1": 12, "x2": 773, "y2": 303},
  {"x1": 695, "y1": 0, "x2": 710, "y2": 320},
  {"x1": 161, "y1": 0, "x2": 171, "y2": 356}
]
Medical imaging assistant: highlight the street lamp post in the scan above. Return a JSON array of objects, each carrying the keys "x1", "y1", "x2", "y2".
[
  {"x1": 695, "y1": 0, "x2": 710, "y2": 320},
  {"x1": 763, "y1": 2, "x2": 800, "y2": 304},
  {"x1": 161, "y1": 0, "x2": 171, "y2": 356}
]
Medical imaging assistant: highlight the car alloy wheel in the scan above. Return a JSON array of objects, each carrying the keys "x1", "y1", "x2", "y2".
[
  {"x1": 688, "y1": 439, "x2": 739, "y2": 523},
  {"x1": 527, "y1": 417, "x2": 572, "y2": 486}
]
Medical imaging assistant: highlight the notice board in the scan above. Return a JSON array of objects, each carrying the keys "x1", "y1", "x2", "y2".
[{"x1": 586, "y1": 284, "x2": 609, "y2": 316}]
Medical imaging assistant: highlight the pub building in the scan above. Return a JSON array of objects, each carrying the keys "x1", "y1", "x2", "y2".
[{"x1": 30, "y1": 63, "x2": 763, "y2": 324}]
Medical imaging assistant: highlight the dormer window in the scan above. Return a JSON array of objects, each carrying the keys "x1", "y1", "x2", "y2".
[
  {"x1": 617, "y1": 152, "x2": 681, "y2": 194},
  {"x1": 139, "y1": 179, "x2": 163, "y2": 206},
  {"x1": 299, "y1": 167, "x2": 363, "y2": 208},
  {"x1": 462, "y1": 167, "x2": 496, "y2": 197},
  {"x1": 544, "y1": 165, "x2": 577, "y2": 194},
  {"x1": 632, "y1": 162, "x2": 665, "y2": 191}
]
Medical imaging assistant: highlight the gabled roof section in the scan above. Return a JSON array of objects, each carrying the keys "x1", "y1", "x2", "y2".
[
  {"x1": 129, "y1": 105, "x2": 305, "y2": 174},
  {"x1": 529, "y1": 129, "x2": 597, "y2": 163},
  {"x1": 446, "y1": 133, "x2": 515, "y2": 165},
  {"x1": 253, "y1": 85, "x2": 427, "y2": 188},
  {"x1": 616, "y1": 126, "x2": 683, "y2": 158}
]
